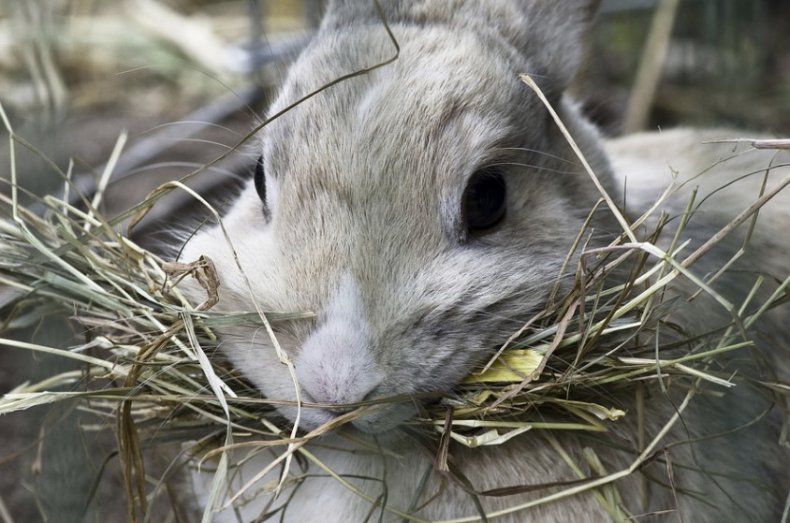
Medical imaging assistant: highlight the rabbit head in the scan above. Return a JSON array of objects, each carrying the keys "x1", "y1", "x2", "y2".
[{"x1": 179, "y1": 0, "x2": 615, "y2": 433}]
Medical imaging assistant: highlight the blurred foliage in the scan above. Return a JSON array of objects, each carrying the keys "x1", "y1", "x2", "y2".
[{"x1": 588, "y1": 0, "x2": 790, "y2": 133}]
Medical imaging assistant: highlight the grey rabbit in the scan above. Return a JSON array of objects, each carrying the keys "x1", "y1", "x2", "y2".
[{"x1": 178, "y1": 1, "x2": 790, "y2": 521}]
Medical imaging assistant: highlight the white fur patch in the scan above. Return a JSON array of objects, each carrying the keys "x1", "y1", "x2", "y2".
[{"x1": 295, "y1": 274, "x2": 382, "y2": 405}]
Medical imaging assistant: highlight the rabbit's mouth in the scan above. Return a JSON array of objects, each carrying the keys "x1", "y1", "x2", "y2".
[
  {"x1": 345, "y1": 402, "x2": 418, "y2": 434},
  {"x1": 287, "y1": 389, "x2": 423, "y2": 435}
]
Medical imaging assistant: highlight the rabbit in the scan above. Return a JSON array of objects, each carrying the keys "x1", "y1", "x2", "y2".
[{"x1": 177, "y1": 1, "x2": 790, "y2": 521}]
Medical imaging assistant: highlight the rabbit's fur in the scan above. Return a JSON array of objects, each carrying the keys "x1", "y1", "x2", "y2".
[{"x1": 179, "y1": 1, "x2": 789, "y2": 521}]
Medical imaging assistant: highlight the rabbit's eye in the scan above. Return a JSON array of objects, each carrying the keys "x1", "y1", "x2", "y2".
[
  {"x1": 254, "y1": 155, "x2": 267, "y2": 206},
  {"x1": 463, "y1": 167, "x2": 506, "y2": 233}
]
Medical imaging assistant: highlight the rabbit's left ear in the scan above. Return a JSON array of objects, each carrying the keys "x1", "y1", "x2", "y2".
[{"x1": 502, "y1": 1, "x2": 601, "y2": 98}]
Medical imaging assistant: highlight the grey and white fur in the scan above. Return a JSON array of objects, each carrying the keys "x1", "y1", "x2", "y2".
[{"x1": 178, "y1": 1, "x2": 790, "y2": 521}]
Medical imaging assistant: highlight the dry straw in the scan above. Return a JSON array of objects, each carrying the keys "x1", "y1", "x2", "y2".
[{"x1": 2, "y1": 81, "x2": 790, "y2": 521}]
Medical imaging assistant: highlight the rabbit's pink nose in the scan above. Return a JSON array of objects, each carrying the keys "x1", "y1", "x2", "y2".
[
  {"x1": 295, "y1": 322, "x2": 382, "y2": 407},
  {"x1": 294, "y1": 274, "x2": 382, "y2": 409}
]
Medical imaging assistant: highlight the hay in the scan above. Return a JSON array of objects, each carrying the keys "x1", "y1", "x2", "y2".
[{"x1": 1, "y1": 89, "x2": 789, "y2": 521}]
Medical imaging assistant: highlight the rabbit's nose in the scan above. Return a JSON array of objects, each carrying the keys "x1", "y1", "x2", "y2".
[
  {"x1": 294, "y1": 316, "x2": 381, "y2": 409},
  {"x1": 294, "y1": 273, "x2": 383, "y2": 409},
  {"x1": 296, "y1": 338, "x2": 381, "y2": 408}
]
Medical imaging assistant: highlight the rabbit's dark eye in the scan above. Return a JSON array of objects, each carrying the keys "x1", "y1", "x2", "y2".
[
  {"x1": 463, "y1": 167, "x2": 506, "y2": 233},
  {"x1": 254, "y1": 155, "x2": 266, "y2": 205}
]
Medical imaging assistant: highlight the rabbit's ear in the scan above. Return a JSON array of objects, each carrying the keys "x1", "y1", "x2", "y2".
[
  {"x1": 320, "y1": 1, "x2": 599, "y2": 97},
  {"x1": 319, "y1": 0, "x2": 381, "y2": 28},
  {"x1": 503, "y1": 2, "x2": 601, "y2": 98}
]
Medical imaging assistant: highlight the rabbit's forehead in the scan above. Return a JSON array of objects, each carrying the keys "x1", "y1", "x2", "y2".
[{"x1": 262, "y1": 26, "x2": 533, "y2": 193}]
